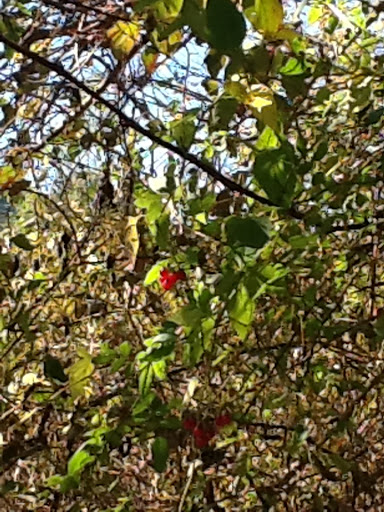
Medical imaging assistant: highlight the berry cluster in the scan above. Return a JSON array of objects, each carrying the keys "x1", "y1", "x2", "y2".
[{"x1": 182, "y1": 414, "x2": 232, "y2": 448}]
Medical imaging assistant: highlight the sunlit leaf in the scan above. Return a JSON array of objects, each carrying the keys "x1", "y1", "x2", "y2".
[
  {"x1": 125, "y1": 216, "x2": 140, "y2": 268},
  {"x1": 308, "y1": 5, "x2": 323, "y2": 25},
  {"x1": 68, "y1": 350, "x2": 94, "y2": 399},
  {"x1": 107, "y1": 22, "x2": 140, "y2": 54},
  {"x1": 229, "y1": 285, "x2": 254, "y2": 340},
  {"x1": 67, "y1": 450, "x2": 95, "y2": 478},
  {"x1": 155, "y1": 0, "x2": 184, "y2": 21},
  {"x1": 248, "y1": 0, "x2": 284, "y2": 36},
  {"x1": 135, "y1": 188, "x2": 163, "y2": 223}
]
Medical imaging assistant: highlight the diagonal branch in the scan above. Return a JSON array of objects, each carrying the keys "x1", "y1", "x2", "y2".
[{"x1": 0, "y1": 33, "x2": 288, "y2": 212}]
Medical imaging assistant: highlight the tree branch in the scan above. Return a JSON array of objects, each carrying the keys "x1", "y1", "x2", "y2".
[{"x1": 0, "y1": 33, "x2": 288, "y2": 213}]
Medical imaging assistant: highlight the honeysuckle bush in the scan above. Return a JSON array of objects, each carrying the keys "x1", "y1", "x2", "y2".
[{"x1": 1, "y1": 0, "x2": 384, "y2": 510}]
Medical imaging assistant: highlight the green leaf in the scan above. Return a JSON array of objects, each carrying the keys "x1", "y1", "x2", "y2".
[
  {"x1": 155, "y1": 0, "x2": 184, "y2": 21},
  {"x1": 279, "y1": 57, "x2": 307, "y2": 76},
  {"x1": 11, "y1": 234, "x2": 34, "y2": 251},
  {"x1": 44, "y1": 355, "x2": 67, "y2": 383},
  {"x1": 367, "y1": 108, "x2": 384, "y2": 125},
  {"x1": 205, "y1": 50, "x2": 225, "y2": 78},
  {"x1": 289, "y1": 234, "x2": 318, "y2": 249},
  {"x1": 282, "y1": 75, "x2": 309, "y2": 99},
  {"x1": 313, "y1": 142, "x2": 328, "y2": 161},
  {"x1": 253, "y1": 143, "x2": 298, "y2": 206},
  {"x1": 182, "y1": 0, "x2": 208, "y2": 40},
  {"x1": 217, "y1": 271, "x2": 241, "y2": 298},
  {"x1": 139, "y1": 363, "x2": 154, "y2": 395},
  {"x1": 211, "y1": 97, "x2": 238, "y2": 131},
  {"x1": 68, "y1": 350, "x2": 94, "y2": 399},
  {"x1": 170, "y1": 116, "x2": 196, "y2": 149},
  {"x1": 327, "y1": 453, "x2": 352, "y2": 475},
  {"x1": 135, "y1": 188, "x2": 163, "y2": 223},
  {"x1": 156, "y1": 214, "x2": 170, "y2": 250},
  {"x1": 206, "y1": 0, "x2": 246, "y2": 52},
  {"x1": 247, "y1": 0, "x2": 284, "y2": 35},
  {"x1": 133, "y1": 391, "x2": 156, "y2": 415},
  {"x1": 0, "y1": 254, "x2": 13, "y2": 272},
  {"x1": 229, "y1": 285, "x2": 254, "y2": 340},
  {"x1": 120, "y1": 341, "x2": 131, "y2": 357},
  {"x1": 152, "y1": 437, "x2": 169, "y2": 472},
  {"x1": 60, "y1": 475, "x2": 79, "y2": 493},
  {"x1": 67, "y1": 450, "x2": 95, "y2": 477},
  {"x1": 256, "y1": 126, "x2": 280, "y2": 150},
  {"x1": 171, "y1": 304, "x2": 204, "y2": 327},
  {"x1": 144, "y1": 260, "x2": 168, "y2": 285},
  {"x1": 143, "y1": 333, "x2": 175, "y2": 362},
  {"x1": 226, "y1": 217, "x2": 270, "y2": 249},
  {"x1": 184, "y1": 330, "x2": 204, "y2": 366},
  {"x1": 189, "y1": 193, "x2": 216, "y2": 215}
]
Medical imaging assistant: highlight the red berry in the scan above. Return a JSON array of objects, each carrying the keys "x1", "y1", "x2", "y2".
[
  {"x1": 182, "y1": 417, "x2": 197, "y2": 432},
  {"x1": 195, "y1": 435, "x2": 209, "y2": 448},
  {"x1": 159, "y1": 269, "x2": 186, "y2": 290},
  {"x1": 215, "y1": 414, "x2": 232, "y2": 429},
  {"x1": 193, "y1": 425, "x2": 215, "y2": 448},
  {"x1": 193, "y1": 426, "x2": 205, "y2": 438}
]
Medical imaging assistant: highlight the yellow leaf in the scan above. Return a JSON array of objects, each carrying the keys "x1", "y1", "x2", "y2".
[
  {"x1": 18, "y1": 98, "x2": 41, "y2": 119},
  {"x1": 0, "y1": 166, "x2": 16, "y2": 188},
  {"x1": 125, "y1": 216, "x2": 140, "y2": 269},
  {"x1": 253, "y1": 0, "x2": 284, "y2": 36},
  {"x1": 168, "y1": 29, "x2": 182, "y2": 46},
  {"x1": 107, "y1": 22, "x2": 140, "y2": 54},
  {"x1": 246, "y1": 92, "x2": 273, "y2": 111},
  {"x1": 183, "y1": 377, "x2": 199, "y2": 404},
  {"x1": 68, "y1": 350, "x2": 94, "y2": 399},
  {"x1": 248, "y1": 88, "x2": 278, "y2": 131},
  {"x1": 142, "y1": 51, "x2": 159, "y2": 74},
  {"x1": 308, "y1": 5, "x2": 323, "y2": 25}
]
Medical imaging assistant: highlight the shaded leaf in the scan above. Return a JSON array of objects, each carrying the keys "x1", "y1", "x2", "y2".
[
  {"x1": 11, "y1": 234, "x2": 34, "y2": 251},
  {"x1": 207, "y1": 0, "x2": 246, "y2": 52},
  {"x1": 170, "y1": 116, "x2": 196, "y2": 149},
  {"x1": 226, "y1": 216, "x2": 270, "y2": 249},
  {"x1": 44, "y1": 354, "x2": 67, "y2": 383},
  {"x1": 253, "y1": 143, "x2": 298, "y2": 206},
  {"x1": 152, "y1": 436, "x2": 169, "y2": 472},
  {"x1": 211, "y1": 97, "x2": 238, "y2": 131}
]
